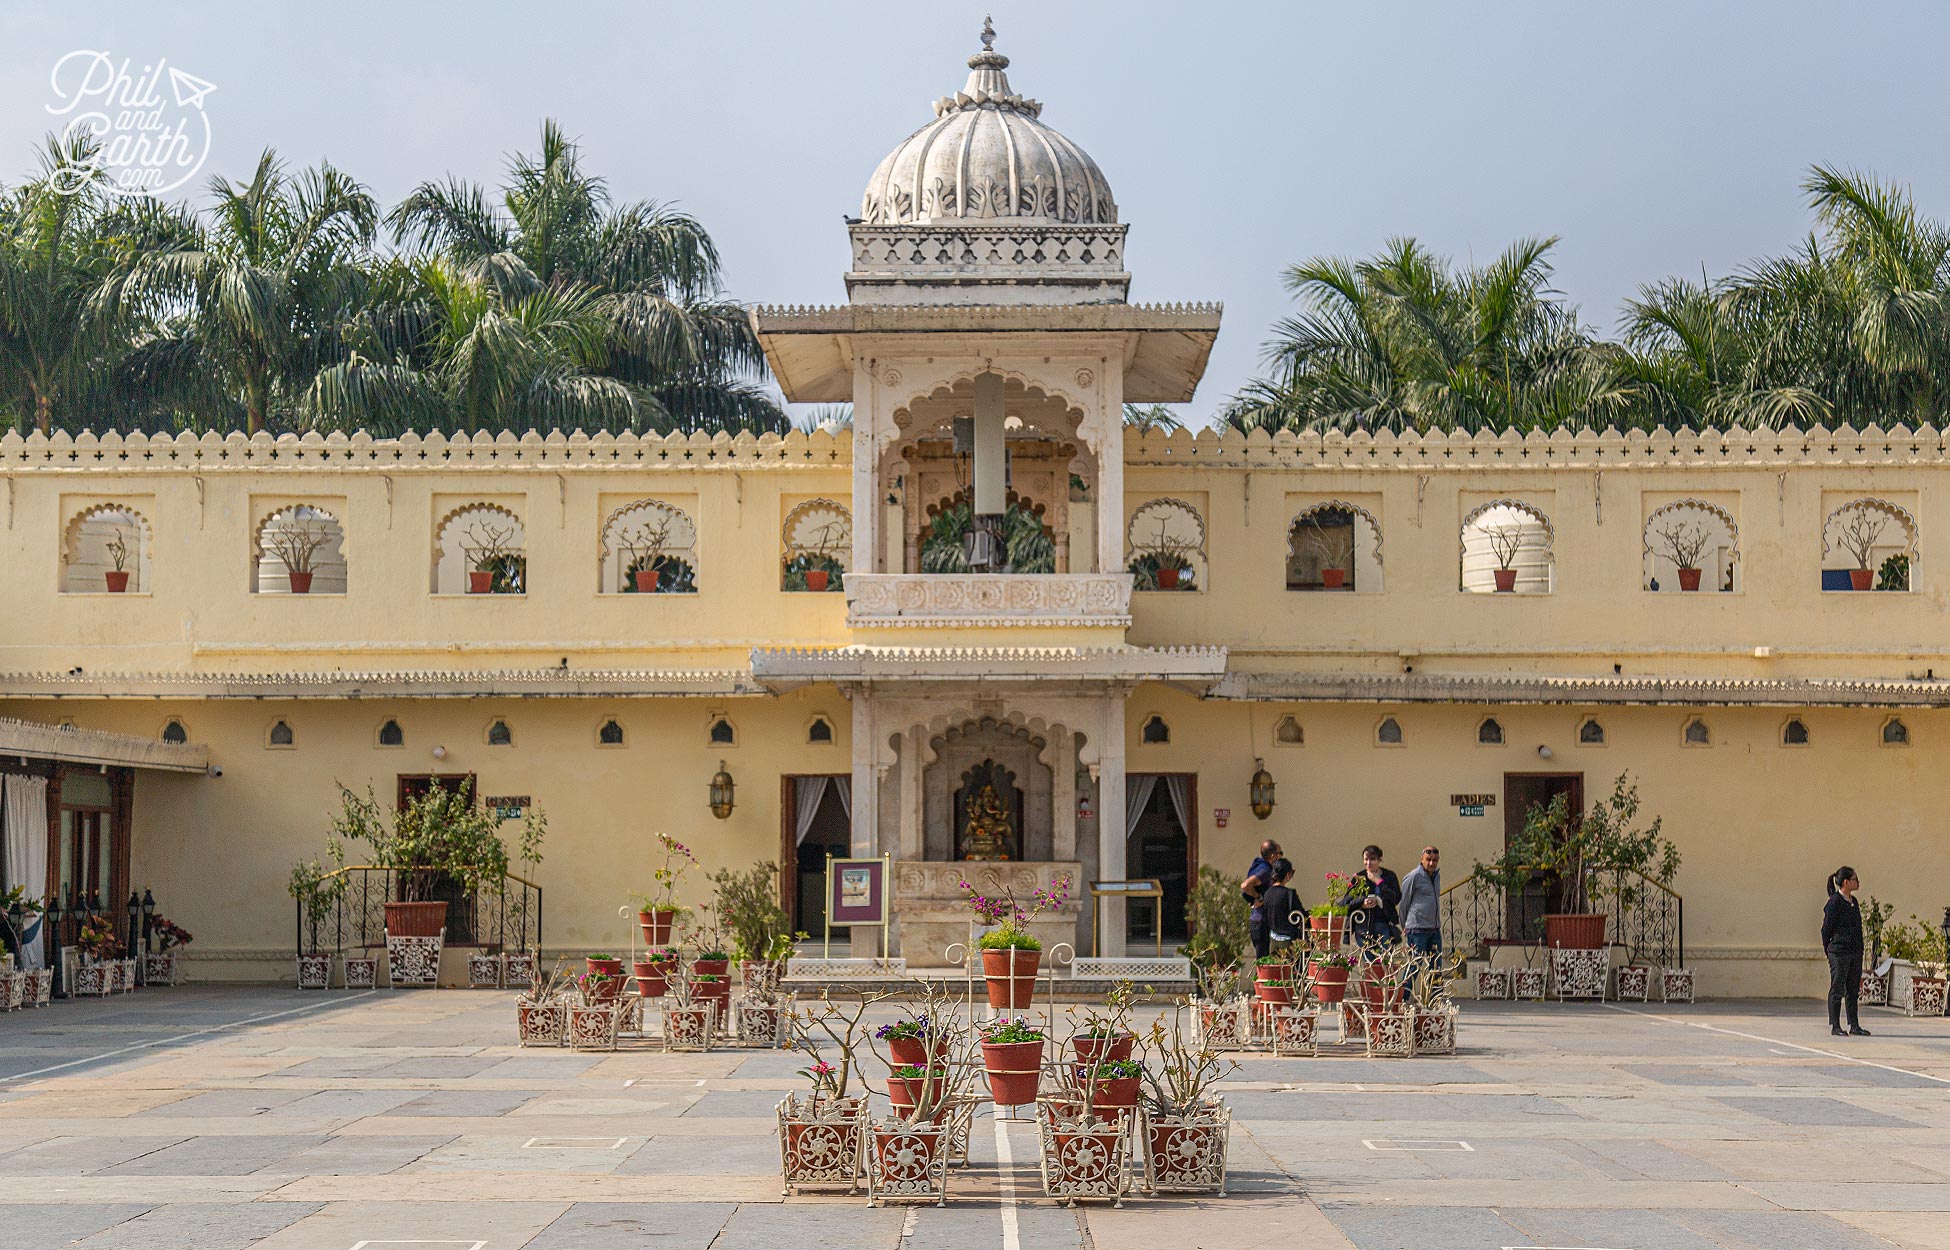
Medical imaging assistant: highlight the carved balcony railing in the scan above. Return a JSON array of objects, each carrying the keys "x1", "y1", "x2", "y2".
[
  {"x1": 844, "y1": 573, "x2": 1132, "y2": 629},
  {"x1": 1440, "y1": 867, "x2": 1683, "y2": 968}
]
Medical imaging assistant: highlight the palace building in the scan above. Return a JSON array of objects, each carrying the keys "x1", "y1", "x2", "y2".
[{"x1": 1, "y1": 30, "x2": 1945, "y2": 994}]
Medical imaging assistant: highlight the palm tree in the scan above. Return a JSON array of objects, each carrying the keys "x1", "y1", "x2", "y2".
[
  {"x1": 330, "y1": 120, "x2": 781, "y2": 434},
  {"x1": 1123, "y1": 403, "x2": 1183, "y2": 433},
  {"x1": 98, "y1": 150, "x2": 378, "y2": 434},
  {"x1": 0, "y1": 136, "x2": 129, "y2": 433},
  {"x1": 1228, "y1": 236, "x2": 1635, "y2": 434}
]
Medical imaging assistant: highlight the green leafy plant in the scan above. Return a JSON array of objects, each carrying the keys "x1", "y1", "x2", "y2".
[
  {"x1": 287, "y1": 839, "x2": 347, "y2": 945},
  {"x1": 961, "y1": 872, "x2": 1070, "y2": 950},
  {"x1": 328, "y1": 782, "x2": 546, "y2": 900},
  {"x1": 708, "y1": 860, "x2": 792, "y2": 962},
  {"x1": 1877, "y1": 552, "x2": 1911, "y2": 591},
  {"x1": 919, "y1": 500, "x2": 1055, "y2": 574},
  {"x1": 1183, "y1": 865, "x2": 1250, "y2": 975},
  {"x1": 1475, "y1": 772, "x2": 1679, "y2": 917},
  {"x1": 1884, "y1": 916, "x2": 1947, "y2": 975},
  {"x1": 630, "y1": 833, "x2": 697, "y2": 914},
  {"x1": 980, "y1": 1017, "x2": 1046, "y2": 1045}
]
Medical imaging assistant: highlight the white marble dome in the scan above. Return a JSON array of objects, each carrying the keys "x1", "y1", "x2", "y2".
[{"x1": 859, "y1": 29, "x2": 1116, "y2": 227}]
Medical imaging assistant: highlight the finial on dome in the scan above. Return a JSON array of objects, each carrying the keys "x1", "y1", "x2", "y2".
[{"x1": 980, "y1": 15, "x2": 996, "y2": 52}]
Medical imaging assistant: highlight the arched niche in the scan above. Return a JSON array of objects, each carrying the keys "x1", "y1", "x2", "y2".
[
  {"x1": 1127, "y1": 498, "x2": 1207, "y2": 591},
  {"x1": 434, "y1": 502, "x2": 526, "y2": 594},
  {"x1": 918, "y1": 488, "x2": 1055, "y2": 574},
  {"x1": 1642, "y1": 499, "x2": 1738, "y2": 593},
  {"x1": 254, "y1": 504, "x2": 348, "y2": 594},
  {"x1": 1287, "y1": 501, "x2": 1383, "y2": 592},
  {"x1": 782, "y1": 498, "x2": 851, "y2": 592},
  {"x1": 1461, "y1": 499, "x2": 1554, "y2": 594},
  {"x1": 63, "y1": 502, "x2": 153, "y2": 594},
  {"x1": 598, "y1": 498, "x2": 699, "y2": 594},
  {"x1": 1822, "y1": 497, "x2": 1917, "y2": 591},
  {"x1": 921, "y1": 716, "x2": 1053, "y2": 863}
]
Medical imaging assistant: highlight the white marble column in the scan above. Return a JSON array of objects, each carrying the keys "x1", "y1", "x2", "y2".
[
  {"x1": 898, "y1": 725, "x2": 923, "y2": 859},
  {"x1": 1052, "y1": 729, "x2": 1077, "y2": 861},
  {"x1": 849, "y1": 695, "x2": 879, "y2": 857},
  {"x1": 852, "y1": 419, "x2": 879, "y2": 573},
  {"x1": 1096, "y1": 696, "x2": 1128, "y2": 956}
]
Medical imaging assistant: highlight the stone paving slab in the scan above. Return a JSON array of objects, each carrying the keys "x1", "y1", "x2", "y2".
[{"x1": 68, "y1": 1200, "x2": 322, "y2": 1249}]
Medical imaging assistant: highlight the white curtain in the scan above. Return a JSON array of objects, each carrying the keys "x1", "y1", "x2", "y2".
[
  {"x1": 833, "y1": 776, "x2": 851, "y2": 820},
  {"x1": 792, "y1": 776, "x2": 830, "y2": 847},
  {"x1": 3, "y1": 775, "x2": 49, "y2": 969},
  {"x1": 1125, "y1": 774, "x2": 1159, "y2": 841},
  {"x1": 1161, "y1": 775, "x2": 1193, "y2": 843}
]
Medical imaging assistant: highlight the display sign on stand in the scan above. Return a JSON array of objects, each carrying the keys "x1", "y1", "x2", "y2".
[
  {"x1": 824, "y1": 855, "x2": 891, "y2": 959},
  {"x1": 1088, "y1": 878, "x2": 1165, "y2": 957}
]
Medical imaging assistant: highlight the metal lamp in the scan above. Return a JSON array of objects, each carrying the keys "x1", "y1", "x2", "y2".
[
  {"x1": 1249, "y1": 757, "x2": 1276, "y2": 820},
  {"x1": 141, "y1": 889, "x2": 156, "y2": 953},
  {"x1": 708, "y1": 760, "x2": 736, "y2": 820},
  {"x1": 126, "y1": 892, "x2": 141, "y2": 959}
]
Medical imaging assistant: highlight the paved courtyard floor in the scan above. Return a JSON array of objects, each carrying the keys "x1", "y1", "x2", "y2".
[{"x1": 1, "y1": 987, "x2": 1948, "y2": 1249}]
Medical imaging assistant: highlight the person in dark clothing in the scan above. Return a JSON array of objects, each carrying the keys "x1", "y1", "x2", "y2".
[
  {"x1": 1349, "y1": 844, "x2": 1402, "y2": 947},
  {"x1": 1262, "y1": 859, "x2": 1303, "y2": 949},
  {"x1": 1242, "y1": 839, "x2": 1281, "y2": 960},
  {"x1": 1822, "y1": 865, "x2": 1869, "y2": 1037}
]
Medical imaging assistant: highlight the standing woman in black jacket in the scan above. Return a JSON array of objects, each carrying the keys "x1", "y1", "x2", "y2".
[{"x1": 1822, "y1": 866, "x2": 1870, "y2": 1038}]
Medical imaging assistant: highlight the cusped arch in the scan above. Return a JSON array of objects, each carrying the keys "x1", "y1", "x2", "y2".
[
  {"x1": 1822, "y1": 496, "x2": 1919, "y2": 590},
  {"x1": 1287, "y1": 499, "x2": 1384, "y2": 592},
  {"x1": 782, "y1": 497, "x2": 851, "y2": 591},
  {"x1": 433, "y1": 502, "x2": 525, "y2": 594},
  {"x1": 1127, "y1": 497, "x2": 1208, "y2": 591},
  {"x1": 253, "y1": 503, "x2": 347, "y2": 594},
  {"x1": 598, "y1": 497, "x2": 699, "y2": 593},
  {"x1": 1642, "y1": 498, "x2": 1740, "y2": 592},
  {"x1": 62, "y1": 501, "x2": 154, "y2": 593},
  {"x1": 916, "y1": 709, "x2": 1069, "y2": 771},
  {"x1": 1460, "y1": 498, "x2": 1555, "y2": 594}
]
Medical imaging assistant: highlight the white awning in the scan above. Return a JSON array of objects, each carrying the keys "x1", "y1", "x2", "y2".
[{"x1": 0, "y1": 717, "x2": 208, "y2": 773}]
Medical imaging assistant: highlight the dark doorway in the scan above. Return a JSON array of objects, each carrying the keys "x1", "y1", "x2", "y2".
[
  {"x1": 1127, "y1": 774, "x2": 1197, "y2": 945},
  {"x1": 1502, "y1": 772, "x2": 1583, "y2": 942},
  {"x1": 784, "y1": 776, "x2": 851, "y2": 941}
]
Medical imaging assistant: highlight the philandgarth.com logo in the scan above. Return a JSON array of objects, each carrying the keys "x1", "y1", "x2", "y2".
[{"x1": 46, "y1": 51, "x2": 216, "y2": 198}]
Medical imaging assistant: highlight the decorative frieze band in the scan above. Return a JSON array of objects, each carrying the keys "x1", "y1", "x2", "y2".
[{"x1": 845, "y1": 573, "x2": 1132, "y2": 627}]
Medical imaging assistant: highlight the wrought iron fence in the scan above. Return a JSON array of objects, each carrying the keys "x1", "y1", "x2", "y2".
[
  {"x1": 1440, "y1": 866, "x2": 1683, "y2": 967},
  {"x1": 294, "y1": 866, "x2": 542, "y2": 959}
]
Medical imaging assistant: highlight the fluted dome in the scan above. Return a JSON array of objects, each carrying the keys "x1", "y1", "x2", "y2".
[{"x1": 860, "y1": 26, "x2": 1116, "y2": 227}]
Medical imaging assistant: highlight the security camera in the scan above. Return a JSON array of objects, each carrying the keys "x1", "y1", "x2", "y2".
[{"x1": 206, "y1": 765, "x2": 223, "y2": 778}]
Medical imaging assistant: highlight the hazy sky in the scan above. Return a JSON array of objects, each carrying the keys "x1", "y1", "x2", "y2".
[{"x1": 4, "y1": 2, "x2": 1947, "y2": 424}]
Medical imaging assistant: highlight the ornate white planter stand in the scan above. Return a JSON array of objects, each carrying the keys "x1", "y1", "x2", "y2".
[
  {"x1": 1661, "y1": 967, "x2": 1696, "y2": 1004},
  {"x1": 296, "y1": 954, "x2": 331, "y2": 989},
  {"x1": 778, "y1": 1095, "x2": 867, "y2": 1196},
  {"x1": 1270, "y1": 1005, "x2": 1319, "y2": 1056},
  {"x1": 1512, "y1": 968, "x2": 1546, "y2": 1000},
  {"x1": 566, "y1": 1000, "x2": 628, "y2": 1051},
  {"x1": 1036, "y1": 1106, "x2": 1130, "y2": 1207},
  {"x1": 1907, "y1": 976, "x2": 1946, "y2": 1017},
  {"x1": 467, "y1": 952, "x2": 503, "y2": 988},
  {"x1": 1139, "y1": 1101, "x2": 1230, "y2": 1195},
  {"x1": 865, "y1": 1120, "x2": 952, "y2": 1207},
  {"x1": 661, "y1": 1002, "x2": 717, "y2": 1052},
  {"x1": 386, "y1": 934, "x2": 442, "y2": 988},
  {"x1": 504, "y1": 952, "x2": 538, "y2": 987},
  {"x1": 2, "y1": 971, "x2": 23, "y2": 1011},
  {"x1": 143, "y1": 953, "x2": 179, "y2": 986},
  {"x1": 106, "y1": 960, "x2": 129, "y2": 993},
  {"x1": 1475, "y1": 968, "x2": 1511, "y2": 1000},
  {"x1": 1859, "y1": 971, "x2": 1888, "y2": 1007},
  {"x1": 516, "y1": 997, "x2": 567, "y2": 1047},
  {"x1": 74, "y1": 961, "x2": 111, "y2": 997},
  {"x1": 1615, "y1": 965, "x2": 1652, "y2": 1001},
  {"x1": 342, "y1": 956, "x2": 378, "y2": 989},
  {"x1": 1413, "y1": 1005, "x2": 1457, "y2": 1055},
  {"x1": 24, "y1": 967, "x2": 53, "y2": 1006},
  {"x1": 736, "y1": 1001, "x2": 787, "y2": 1047},
  {"x1": 1364, "y1": 1005, "x2": 1416, "y2": 1058},
  {"x1": 1550, "y1": 948, "x2": 1608, "y2": 1001},
  {"x1": 1193, "y1": 998, "x2": 1246, "y2": 1050}
]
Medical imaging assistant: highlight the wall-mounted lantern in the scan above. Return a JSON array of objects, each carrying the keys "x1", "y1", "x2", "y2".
[
  {"x1": 1249, "y1": 758, "x2": 1276, "y2": 820},
  {"x1": 708, "y1": 760, "x2": 736, "y2": 820}
]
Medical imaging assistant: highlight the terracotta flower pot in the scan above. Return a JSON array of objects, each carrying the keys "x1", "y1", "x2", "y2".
[
  {"x1": 637, "y1": 910, "x2": 677, "y2": 946},
  {"x1": 1849, "y1": 567, "x2": 1874, "y2": 591},
  {"x1": 804, "y1": 568, "x2": 830, "y2": 592},
  {"x1": 1156, "y1": 565, "x2": 1181, "y2": 590},
  {"x1": 980, "y1": 1038, "x2": 1044, "y2": 1106},
  {"x1": 1071, "y1": 1033, "x2": 1134, "y2": 1065},
  {"x1": 467, "y1": 569, "x2": 493, "y2": 594},
  {"x1": 1677, "y1": 567, "x2": 1702, "y2": 592},
  {"x1": 982, "y1": 947, "x2": 1041, "y2": 1009},
  {"x1": 886, "y1": 1073, "x2": 950, "y2": 1118},
  {"x1": 1255, "y1": 981, "x2": 1295, "y2": 1005},
  {"x1": 104, "y1": 570, "x2": 130, "y2": 592},
  {"x1": 586, "y1": 956, "x2": 623, "y2": 977},
  {"x1": 287, "y1": 570, "x2": 314, "y2": 594},
  {"x1": 1311, "y1": 964, "x2": 1349, "y2": 1003},
  {"x1": 888, "y1": 1035, "x2": 948, "y2": 1069},
  {"x1": 383, "y1": 900, "x2": 447, "y2": 938},
  {"x1": 1493, "y1": 568, "x2": 1517, "y2": 592},
  {"x1": 1086, "y1": 1075, "x2": 1141, "y2": 1109},
  {"x1": 1545, "y1": 913, "x2": 1607, "y2": 950},
  {"x1": 631, "y1": 960, "x2": 668, "y2": 998},
  {"x1": 634, "y1": 568, "x2": 661, "y2": 592},
  {"x1": 1321, "y1": 567, "x2": 1346, "y2": 589},
  {"x1": 692, "y1": 958, "x2": 729, "y2": 978}
]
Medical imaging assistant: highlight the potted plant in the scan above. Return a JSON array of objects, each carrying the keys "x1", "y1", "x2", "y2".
[
  {"x1": 1308, "y1": 950, "x2": 1350, "y2": 1004},
  {"x1": 517, "y1": 959, "x2": 576, "y2": 1047},
  {"x1": 1877, "y1": 551, "x2": 1911, "y2": 592},
  {"x1": 980, "y1": 1016, "x2": 1047, "y2": 1108},
  {"x1": 779, "y1": 991, "x2": 903, "y2": 1194},
  {"x1": 1071, "y1": 980, "x2": 1139, "y2": 1065},
  {"x1": 709, "y1": 860, "x2": 796, "y2": 989},
  {"x1": 1311, "y1": 875, "x2": 1353, "y2": 948},
  {"x1": 266, "y1": 512, "x2": 330, "y2": 594},
  {"x1": 631, "y1": 833, "x2": 695, "y2": 947},
  {"x1": 876, "y1": 1018, "x2": 950, "y2": 1070},
  {"x1": 1654, "y1": 519, "x2": 1711, "y2": 592},
  {"x1": 581, "y1": 953, "x2": 624, "y2": 1001},
  {"x1": 463, "y1": 518, "x2": 524, "y2": 594},
  {"x1": 1402, "y1": 947, "x2": 1458, "y2": 1053},
  {"x1": 288, "y1": 847, "x2": 346, "y2": 988},
  {"x1": 633, "y1": 945, "x2": 679, "y2": 998},
  {"x1": 787, "y1": 517, "x2": 848, "y2": 592},
  {"x1": 1128, "y1": 518, "x2": 1197, "y2": 590},
  {"x1": 1299, "y1": 515, "x2": 1349, "y2": 589},
  {"x1": 1485, "y1": 522, "x2": 1525, "y2": 591},
  {"x1": 1476, "y1": 772, "x2": 1678, "y2": 954},
  {"x1": 1836, "y1": 509, "x2": 1888, "y2": 591},
  {"x1": 1136, "y1": 1003, "x2": 1235, "y2": 1195},
  {"x1": 146, "y1": 914, "x2": 192, "y2": 985},
  {"x1": 1038, "y1": 1043, "x2": 1136, "y2": 1207},
  {"x1": 1253, "y1": 952, "x2": 1297, "y2": 1007},
  {"x1": 656, "y1": 960, "x2": 718, "y2": 1050},
  {"x1": 618, "y1": 517, "x2": 674, "y2": 592},
  {"x1": 1885, "y1": 915, "x2": 1948, "y2": 1016},
  {"x1": 961, "y1": 873, "x2": 1070, "y2": 1009},
  {"x1": 103, "y1": 524, "x2": 133, "y2": 592}
]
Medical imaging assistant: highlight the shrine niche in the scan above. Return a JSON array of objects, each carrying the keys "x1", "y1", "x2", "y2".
[
  {"x1": 923, "y1": 717, "x2": 1052, "y2": 863},
  {"x1": 957, "y1": 758, "x2": 1020, "y2": 861}
]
